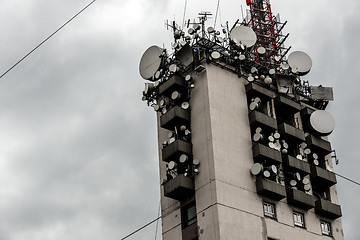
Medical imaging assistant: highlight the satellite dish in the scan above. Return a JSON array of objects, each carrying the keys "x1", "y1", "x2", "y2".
[
  {"x1": 188, "y1": 28, "x2": 195, "y2": 35},
  {"x1": 264, "y1": 76, "x2": 272, "y2": 84},
  {"x1": 273, "y1": 132, "x2": 281, "y2": 139},
  {"x1": 181, "y1": 102, "x2": 190, "y2": 109},
  {"x1": 288, "y1": 51, "x2": 312, "y2": 75},
  {"x1": 239, "y1": 54, "x2": 246, "y2": 61},
  {"x1": 207, "y1": 26, "x2": 215, "y2": 33},
  {"x1": 281, "y1": 62, "x2": 290, "y2": 70},
  {"x1": 310, "y1": 110, "x2": 335, "y2": 136},
  {"x1": 274, "y1": 56, "x2": 281, "y2": 62},
  {"x1": 304, "y1": 184, "x2": 311, "y2": 191},
  {"x1": 253, "y1": 132, "x2": 263, "y2": 142},
  {"x1": 263, "y1": 170, "x2": 271, "y2": 178},
  {"x1": 247, "y1": 75, "x2": 254, "y2": 82},
  {"x1": 302, "y1": 178, "x2": 310, "y2": 185},
  {"x1": 249, "y1": 102, "x2": 259, "y2": 111},
  {"x1": 193, "y1": 159, "x2": 200, "y2": 166},
  {"x1": 249, "y1": 163, "x2": 263, "y2": 176},
  {"x1": 295, "y1": 172, "x2": 301, "y2": 181},
  {"x1": 162, "y1": 108, "x2": 167, "y2": 115},
  {"x1": 168, "y1": 161, "x2": 177, "y2": 170},
  {"x1": 153, "y1": 105, "x2": 160, "y2": 111},
  {"x1": 313, "y1": 159, "x2": 319, "y2": 166},
  {"x1": 144, "y1": 83, "x2": 155, "y2": 95},
  {"x1": 270, "y1": 165, "x2": 278, "y2": 174},
  {"x1": 312, "y1": 153, "x2": 318, "y2": 160},
  {"x1": 211, "y1": 51, "x2": 221, "y2": 59},
  {"x1": 269, "y1": 69, "x2": 276, "y2": 75},
  {"x1": 179, "y1": 154, "x2": 188, "y2": 163},
  {"x1": 180, "y1": 125, "x2": 187, "y2": 132},
  {"x1": 250, "y1": 163, "x2": 263, "y2": 176},
  {"x1": 185, "y1": 75, "x2": 192, "y2": 81},
  {"x1": 257, "y1": 47, "x2": 266, "y2": 55},
  {"x1": 230, "y1": 26, "x2": 257, "y2": 48},
  {"x1": 169, "y1": 64, "x2": 179, "y2": 73},
  {"x1": 139, "y1": 45, "x2": 163, "y2": 80},
  {"x1": 171, "y1": 91, "x2": 181, "y2": 100},
  {"x1": 304, "y1": 148, "x2": 311, "y2": 155},
  {"x1": 290, "y1": 179, "x2": 297, "y2": 187}
]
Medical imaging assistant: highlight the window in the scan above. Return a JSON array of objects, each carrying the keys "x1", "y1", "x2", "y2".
[
  {"x1": 181, "y1": 202, "x2": 197, "y2": 228},
  {"x1": 263, "y1": 202, "x2": 275, "y2": 218},
  {"x1": 293, "y1": 212, "x2": 305, "y2": 227},
  {"x1": 321, "y1": 221, "x2": 331, "y2": 236}
]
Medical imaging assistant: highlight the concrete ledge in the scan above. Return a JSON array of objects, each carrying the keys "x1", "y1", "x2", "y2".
[
  {"x1": 162, "y1": 139, "x2": 192, "y2": 163},
  {"x1": 274, "y1": 95, "x2": 301, "y2": 115},
  {"x1": 283, "y1": 155, "x2": 310, "y2": 175},
  {"x1": 248, "y1": 111, "x2": 277, "y2": 133},
  {"x1": 159, "y1": 75, "x2": 187, "y2": 97},
  {"x1": 305, "y1": 134, "x2": 332, "y2": 157},
  {"x1": 315, "y1": 199, "x2": 342, "y2": 219},
  {"x1": 286, "y1": 188, "x2": 315, "y2": 210},
  {"x1": 164, "y1": 175, "x2": 195, "y2": 201},
  {"x1": 252, "y1": 143, "x2": 282, "y2": 165},
  {"x1": 310, "y1": 166, "x2": 337, "y2": 189},
  {"x1": 245, "y1": 82, "x2": 276, "y2": 101},
  {"x1": 278, "y1": 122, "x2": 305, "y2": 143},
  {"x1": 160, "y1": 106, "x2": 190, "y2": 131},
  {"x1": 256, "y1": 177, "x2": 286, "y2": 201}
]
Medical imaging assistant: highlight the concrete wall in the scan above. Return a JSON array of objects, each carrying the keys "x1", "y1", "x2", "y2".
[{"x1": 158, "y1": 63, "x2": 344, "y2": 240}]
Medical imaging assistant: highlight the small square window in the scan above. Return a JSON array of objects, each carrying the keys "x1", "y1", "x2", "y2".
[
  {"x1": 321, "y1": 221, "x2": 331, "y2": 236},
  {"x1": 293, "y1": 212, "x2": 305, "y2": 227},
  {"x1": 263, "y1": 202, "x2": 275, "y2": 218}
]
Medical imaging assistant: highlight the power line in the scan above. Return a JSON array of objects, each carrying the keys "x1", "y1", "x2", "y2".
[
  {"x1": 214, "y1": 0, "x2": 221, "y2": 28},
  {"x1": 335, "y1": 172, "x2": 360, "y2": 186},
  {"x1": 0, "y1": 0, "x2": 97, "y2": 79},
  {"x1": 154, "y1": 200, "x2": 161, "y2": 240},
  {"x1": 121, "y1": 216, "x2": 162, "y2": 240}
]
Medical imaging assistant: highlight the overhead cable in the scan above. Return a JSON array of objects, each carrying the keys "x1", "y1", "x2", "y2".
[
  {"x1": 0, "y1": 0, "x2": 97, "y2": 79},
  {"x1": 121, "y1": 216, "x2": 162, "y2": 240}
]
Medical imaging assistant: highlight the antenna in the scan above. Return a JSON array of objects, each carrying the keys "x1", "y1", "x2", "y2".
[
  {"x1": 182, "y1": 0, "x2": 188, "y2": 29},
  {"x1": 214, "y1": 0, "x2": 221, "y2": 28}
]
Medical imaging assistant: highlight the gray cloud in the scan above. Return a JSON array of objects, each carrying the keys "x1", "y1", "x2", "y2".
[{"x1": 0, "y1": 0, "x2": 358, "y2": 240}]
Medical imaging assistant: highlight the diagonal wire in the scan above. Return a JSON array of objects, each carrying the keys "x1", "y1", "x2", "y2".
[
  {"x1": 0, "y1": 0, "x2": 97, "y2": 79},
  {"x1": 154, "y1": 200, "x2": 161, "y2": 240},
  {"x1": 214, "y1": 0, "x2": 221, "y2": 28},
  {"x1": 335, "y1": 172, "x2": 360, "y2": 186},
  {"x1": 121, "y1": 216, "x2": 162, "y2": 240}
]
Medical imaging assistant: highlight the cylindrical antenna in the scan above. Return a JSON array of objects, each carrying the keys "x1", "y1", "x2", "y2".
[
  {"x1": 182, "y1": 0, "x2": 188, "y2": 29},
  {"x1": 214, "y1": 0, "x2": 221, "y2": 28}
]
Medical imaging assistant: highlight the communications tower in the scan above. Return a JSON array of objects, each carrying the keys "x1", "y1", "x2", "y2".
[{"x1": 139, "y1": 0, "x2": 344, "y2": 239}]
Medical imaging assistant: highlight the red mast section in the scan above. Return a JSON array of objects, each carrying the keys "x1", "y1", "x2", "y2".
[{"x1": 245, "y1": 0, "x2": 290, "y2": 70}]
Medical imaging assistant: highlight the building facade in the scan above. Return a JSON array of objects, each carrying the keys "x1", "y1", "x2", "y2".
[{"x1": 140, "y1": 1, "x2": 344, "y2": 239}]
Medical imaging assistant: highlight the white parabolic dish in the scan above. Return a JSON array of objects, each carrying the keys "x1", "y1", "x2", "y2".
[
  {"x1": 230, "y1": 26, "x2": 257, "y2": 48},
  {"x1": 310, "y1": 110, "x2": 335, "y2": 136},
  {"x1": 288, "y1": 51, "x2": 312, "y2": 75},
  {"x1": 139, "y1": 45, "x2": 162, "y2": 80}
]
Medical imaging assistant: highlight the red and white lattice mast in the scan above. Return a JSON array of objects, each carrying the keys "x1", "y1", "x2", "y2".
[{"x1": 245, "y1": 0, "x2": 290, "y2": 70}]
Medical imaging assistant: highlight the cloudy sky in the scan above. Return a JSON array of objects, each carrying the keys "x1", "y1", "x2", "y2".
[{"x1": 0, "y1": 0, "x2": 358, "y2": 239}]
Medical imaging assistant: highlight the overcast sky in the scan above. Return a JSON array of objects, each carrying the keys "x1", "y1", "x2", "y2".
[{"x1": 0, "y1": 0, "x2": 358, "y2": 239}]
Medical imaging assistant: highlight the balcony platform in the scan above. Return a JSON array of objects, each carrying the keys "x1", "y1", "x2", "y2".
[
  {"x1": 256, "y1": 177, "x2": 286, "y2": 200},
  {"x1": 252, "y1": 143, "x2": 282, "y2": 165},
  {"x1": 286, "y1": 188, "x2": 315, "y2": 210},
  {"x1": 160, "y1": 105, "x2": 190, "y2": 131},
  {"x1": 248, "y1": 111, "x2": 277, "y2": 133},
  {"x1": 164, "y1": 175, "x2": 195, "y2": 201},
  {"x1": 162, "y1": 139, "x2": 192, "y2": 163},
  {"x1": 315, "y1": 199, "x2": 342, "y2": 219}
]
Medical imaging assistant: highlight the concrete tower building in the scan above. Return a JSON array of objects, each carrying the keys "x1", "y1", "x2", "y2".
[{"x1": 140, "y1": 1, "x2": 344, "y2": 239}]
